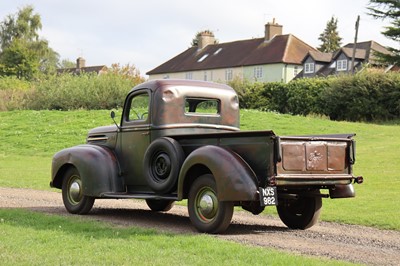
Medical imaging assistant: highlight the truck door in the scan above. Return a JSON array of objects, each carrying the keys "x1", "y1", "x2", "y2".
[{"x1": 119, "y1": 89, "x2": 151, "y2": 190}]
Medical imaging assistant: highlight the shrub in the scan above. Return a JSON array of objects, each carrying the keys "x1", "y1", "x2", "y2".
[
  {"x1": 321, "y1": 72, "x2": 400, "y2": 121},
  {"x1": 235, "y1": 71, "x2": 400, "y2": 122},
  {"x1": 27, "y1": 72, "x2": 143, "y2": 110},
  {"x1": 0, "y1": 76, "x2": 33, "y2": 111},
  {"x1": 244, "y1": 78, "x2": 329, "y2": 116},
  {"x1": 285, "y1": 77, "x2": 329, "y2": 116}
]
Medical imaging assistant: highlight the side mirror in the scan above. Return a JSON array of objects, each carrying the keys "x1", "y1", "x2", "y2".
[{"x1": 110, "y1": 111, "x2": 120, "y2": 130}]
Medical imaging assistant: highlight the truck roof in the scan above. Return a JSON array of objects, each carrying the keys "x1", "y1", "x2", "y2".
[
  {"x1": 127, "y1": 79, "x2": 240, "y2": 130},
  {"x1": 129, "y1": 79, "x2": 235, "y2": 94}
]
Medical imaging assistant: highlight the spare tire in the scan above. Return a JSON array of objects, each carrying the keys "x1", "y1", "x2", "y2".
[{"x1": 143, "y1": 137, "x2": 184, "y2": 194}]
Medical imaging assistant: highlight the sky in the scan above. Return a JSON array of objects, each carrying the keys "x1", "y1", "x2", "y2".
[{"x1": 0, "y1": 0, "x2": 397, "y2": 76}]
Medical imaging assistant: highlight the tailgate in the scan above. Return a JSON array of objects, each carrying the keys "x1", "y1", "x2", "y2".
[{"x1": 276, "y1": 134, "x2": 356, "y2": 186}]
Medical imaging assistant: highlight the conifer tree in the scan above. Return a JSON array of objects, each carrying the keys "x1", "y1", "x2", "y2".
[
  {"x1": 318, "y1": 16, "x2": 342, "y2": 53},
  {"x1": 368, "y1": 0, "x2": 400, "y2": 65}
]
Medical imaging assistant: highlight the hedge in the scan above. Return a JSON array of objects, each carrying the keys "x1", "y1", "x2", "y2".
[
  {"x1": 1, "y1": 71, "x2": 399, "y2": 122},
  {"x1": 231, "y1": 71, "x2": 400, "y2": 122},
  {"x1": 0, "y1": 73, "x2": 144, "y2": 111}
]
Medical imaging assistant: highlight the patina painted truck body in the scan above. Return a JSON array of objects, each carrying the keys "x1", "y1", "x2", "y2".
[{"x1": 51, "y1": 79, "x2": 363, "y2": 233}]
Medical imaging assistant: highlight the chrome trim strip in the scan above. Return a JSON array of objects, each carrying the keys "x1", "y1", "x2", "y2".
[{"x1": 87, "y1": 136, "x2": 108, "y2": 141}]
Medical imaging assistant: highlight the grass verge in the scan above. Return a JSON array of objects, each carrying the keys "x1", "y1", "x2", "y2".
[{"x1": 0, "y1": 209, "x2": 354, "y2": 266}]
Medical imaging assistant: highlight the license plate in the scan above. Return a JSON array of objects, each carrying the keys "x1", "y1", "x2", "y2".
[{"x1": 259, "y1": 187, "x2": 277, "y2": 206}]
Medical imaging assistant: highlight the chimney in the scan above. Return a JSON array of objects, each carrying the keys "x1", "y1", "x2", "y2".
[
  {"x1": 76, "y1": 57, "x2": 86, "y2": 69},
  {"x1": 197, "y1": 30, "x2": 216, "y2": 50},
  {"x1": 264, "y1": 18, "x2": 283, "y2": 41}
]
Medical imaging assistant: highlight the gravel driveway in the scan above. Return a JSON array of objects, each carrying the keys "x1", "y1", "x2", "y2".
[{"x1": 1, "y1": 187, "x2": 399, "y2": 265}]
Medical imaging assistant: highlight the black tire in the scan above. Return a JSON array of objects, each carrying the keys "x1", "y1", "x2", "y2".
[
  {"x1": 62, "y1": 167, "x2": 95, "y2": 214},
  {"x1": 145, "y1": 199, "x2": 175, "y2": 212},
  {"x1": 188, "y1": 174, "x2": 234, "y2": 234},
  {"x1": 144, "y1": 137, "x2": 184, "y2": 194},
  {"x1": 277, "y1": 192, "x2": 322, "y2": 229}
]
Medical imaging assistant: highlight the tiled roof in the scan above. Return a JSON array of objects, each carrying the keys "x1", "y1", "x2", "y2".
[
  {"x1": 307, "y1": 50, "x2": 333, "y2": 62},
  {"x1": 343, "y1": 41, "x2": 391, "y2": 64},
  {"x1": 339, "y1": 47, "x2": 367, "y2": 60},
  {"x1": 147, "y1": 34, "x2": 316, "y2": 75}
]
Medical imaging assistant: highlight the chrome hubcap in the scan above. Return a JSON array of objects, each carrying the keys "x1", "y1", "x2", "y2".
[
  {"x1": 69, "y1": 179, "x2": 82, "y2": 203},
  {"x1": 199, "y1": 194, "x2": 214, "y2": 215},
  {"x1": 196, "y1": 188, "x2": 218, "y2": 221}
]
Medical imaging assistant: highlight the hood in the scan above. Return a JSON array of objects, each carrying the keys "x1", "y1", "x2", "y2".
[{"x1": 88, "y1": 125, "x2": 118, "y2": 135}]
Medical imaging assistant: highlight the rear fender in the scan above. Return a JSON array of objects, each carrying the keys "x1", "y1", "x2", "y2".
[
  {"x1": 51, "y1": 144, "x2": 122, "y2": 197},
  {"x1": 178, "y1": 145, "x2": 258, "y2": 201}
]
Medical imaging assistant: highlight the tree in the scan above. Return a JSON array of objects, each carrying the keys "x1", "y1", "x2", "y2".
[
  {"x1": 318, "y1": 16, "x2": 342, "y2": 52},
  {"x1": 0, "y1": 5, "x2": 42, "y2": 51},
  {"x1": 0, "y1": 38, "x2": 39, "y2": 79},
  {"x1": 368, "y1": 0, "x2": 400, "y2": 65},
  {"x1": 109, "y1": 63, "x2": 145, "y2": 84},
  {"x1": 0, "y1": 5, "x2": 59, "y2": 78}
]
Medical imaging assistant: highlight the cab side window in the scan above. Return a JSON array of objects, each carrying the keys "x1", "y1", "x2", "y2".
[{"x1": 127, "y1": 92, "x2": 149, "y2": 121}]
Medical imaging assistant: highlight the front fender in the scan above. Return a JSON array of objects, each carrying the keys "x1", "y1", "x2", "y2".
[
  {"x1": 178, "y1": 145, "x2": 259, "y2": 201},
  {"x1": 51, "y1": 144, "x2": 123, "y2": 197}
]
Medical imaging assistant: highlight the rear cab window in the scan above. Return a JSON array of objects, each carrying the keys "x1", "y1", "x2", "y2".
[{"x1": 185, "y1": 98, "x2": 220, "y2": 116}]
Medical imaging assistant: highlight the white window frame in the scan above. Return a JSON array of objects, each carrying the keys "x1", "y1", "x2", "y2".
[
  {"x1": 294, "y1": 66, "x2": 300, "y2": 76},
  {"x1": 304, "y1": 63, "x2": 315, "y2": 74},
  {"x1": 337, "y1": 60, "x2": 348, "y2": 71},
  {"x1": 225, "y1": 69, "x2": 233, "y2": 81},
  {"x1": 254, "y1": 66, "x2": 263, "y2": 79},
  {"x1": 203, "y1": 71, "x2": 208, "y2": 81},
  {"x1": 185, "y1": 72, "x2": 193, "y2": 80}
]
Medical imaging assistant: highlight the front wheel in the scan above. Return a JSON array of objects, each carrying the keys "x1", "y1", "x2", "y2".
[
  {"x1": 62, "y1": 167, "x2": 95, "y2": 214},
  {"x1": 277, "y1": 192, "x2": 322, "y2": 229},
  {"x1": 188, "y1": 174, "x2": 233, "y2": 234},
  {"x1": 146, "y1": 199, "x2": 175, "y2": 212}
]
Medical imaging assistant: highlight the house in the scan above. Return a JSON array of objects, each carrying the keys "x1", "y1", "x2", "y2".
[
  {"x1": 57, "y1": 57, "x2": 107, "y2": 75},
  {"x1": 298, "y1": 41, "x2": 393, "y2": 78},
  {"x1": 147, "y1": 20, "x2": 317, "y2": 83}
]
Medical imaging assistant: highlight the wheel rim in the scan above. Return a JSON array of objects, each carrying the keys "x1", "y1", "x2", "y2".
[
  {"x1": 195, "y1": 186, "x2": 218, "y2": 223},
  {"x1": 67, "y1": 175, "x2": 82, "y2": 205},
  {"x1": 152, "y1": 152, "x2": 171, "y2": 180}
]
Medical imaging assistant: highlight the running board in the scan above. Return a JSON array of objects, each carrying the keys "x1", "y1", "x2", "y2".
[{"x1": 100, "y1": 192, "x2": 178, "y2": 201}]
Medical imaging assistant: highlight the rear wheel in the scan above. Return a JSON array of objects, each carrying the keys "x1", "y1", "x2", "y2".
[
  {"x1": 188, "y1": 174, "x2": 233, "y2": 234},
  {"x1": 277, "y1": 192, "x2": 322, "y2": 229},
  {"x1": 62, "y1": 167, "x2": 95, "y2": 214},
  {"x1": 145, "y1": 199, "x2": 175, "y2": 212}
]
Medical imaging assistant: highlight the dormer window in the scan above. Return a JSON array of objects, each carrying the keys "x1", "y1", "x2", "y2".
[
  {"x1": 337, "y1": 60, "x2": 348, "y2": 71},
  {"x1": 304, "y1": 63, "x2": 315, "y2": 74}
]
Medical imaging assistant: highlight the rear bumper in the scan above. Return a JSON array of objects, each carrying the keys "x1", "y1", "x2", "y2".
[{"x1": 275, "y1": 174, "x2": 354, "y2": 186}]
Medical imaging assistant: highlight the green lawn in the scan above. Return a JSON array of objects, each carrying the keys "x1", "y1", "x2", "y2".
[
  {"x1": 0, "y1": 209, "x2": 354, "y2": 266},
  {"x1": 0, "y1": 109, "x2": 399, "y2": 231}
]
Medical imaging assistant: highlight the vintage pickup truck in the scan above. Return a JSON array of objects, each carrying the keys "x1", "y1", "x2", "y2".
[{"x1": 51, "y1": 79, "x2": 363, "y2": 233}]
